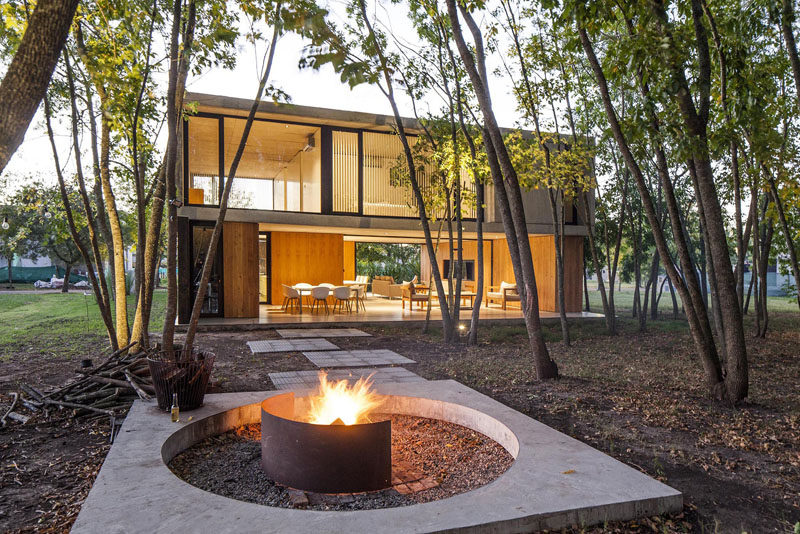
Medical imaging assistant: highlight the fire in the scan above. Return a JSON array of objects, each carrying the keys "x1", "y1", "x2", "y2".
[{"x1": 305, "y1": 372, "x2": 382, "y2": 426}]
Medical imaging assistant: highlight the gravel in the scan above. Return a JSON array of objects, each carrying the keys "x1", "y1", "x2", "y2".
[{"x1": 169, "y1": 414, "x2": 513, "y2": 511}]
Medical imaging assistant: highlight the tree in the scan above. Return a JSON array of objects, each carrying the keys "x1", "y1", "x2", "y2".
[
  {"x1": 0, "y1": 203, "x2": 33, "y2": 287},
  {"x1": 569, "y1": 0, "x2": 753, "y2": 402},
  {"x1": 302, "y1": 0, "x2": 461, "y2": 341},
  {"x1": 13, "y1": 181, "x2": 87, "y2": 292},
  {"x1": 0, "y1": 0, "x2": 79, "y2": 173},
  {"x1": 178, "y1": 0, "x2": 331, "y2": 356},
  {"x1": 445, "y1": 0, "x2": 558, "y2": 378}
]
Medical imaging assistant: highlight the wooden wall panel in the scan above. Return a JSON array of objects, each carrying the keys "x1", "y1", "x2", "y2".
[
  {"x1": 420, "y1": 240, "x2": 492, "y2": 298},
  {"x1": 223, "y1": 222, "x2": 259, "y2": 318},
  {"x1": 529, "y1": 236, "x2": 556, "y2": 312},
  {"x1": 563, "y1": 235, "x2": 584, "y2": 313},
  {"x1": 270, "y1": 232, "x2": 344, "y2": 304},
  {"x1": 343, "y1": 241, "x2": 356, "y2": 281},
  {"x1": 490, "y1": 235, "x2": 584, "y2": 313},
  {"x1": 491, "y1": 238, "x2": 514, "y2": 288}
]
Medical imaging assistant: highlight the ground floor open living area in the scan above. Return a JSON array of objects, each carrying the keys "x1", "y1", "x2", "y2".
[{"x1": 176, "y1": 219, "x2": 588, "y2": 326}]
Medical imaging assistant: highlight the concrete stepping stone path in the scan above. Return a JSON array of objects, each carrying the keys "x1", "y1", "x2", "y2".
[
  {"x1": 276, "y1": 328, "x2": 371, "y2": 338},
  {"x1": 268, "y1": 367, "x2": 426, "y2": 390},
  {"x1": 302, "y1": 349, "x2": 415, "y2": 368},
  {"x1": 247, "y1": 338, "x2": 339, "y2": 354}
]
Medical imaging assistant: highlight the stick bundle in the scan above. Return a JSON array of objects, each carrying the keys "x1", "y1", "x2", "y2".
[{"x1": 4, "y1": 344, "x2": 154, "y2": 426}]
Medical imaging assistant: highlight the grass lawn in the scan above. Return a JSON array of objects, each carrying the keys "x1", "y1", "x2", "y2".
[
  {"x1": 0, "y1": 289, "x2": 166, "y2": 360},
  {"x1": 584, "y1": 282, "x2": 799, "y2": 314}
]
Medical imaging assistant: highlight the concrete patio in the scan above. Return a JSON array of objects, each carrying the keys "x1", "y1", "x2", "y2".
[{"x1": 72, "y1": 381, "x2": 682, "y2": 533}]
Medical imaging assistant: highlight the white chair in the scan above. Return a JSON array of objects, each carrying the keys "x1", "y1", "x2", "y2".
[
  {"x1": 310, "y1": 286, "x2": 331, "y2": 314},
  {"x1": 332, "y1": 286, "x2": 352, "y2": 313},
  {"x1": 349, "y1": 285, "x2": 366, "y2": 312},
  {"x1": 282, "y1": 284, "x2": 301, "y2": 313}
]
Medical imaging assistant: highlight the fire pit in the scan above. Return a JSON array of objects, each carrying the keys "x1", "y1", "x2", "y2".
[
  {"x1": 260, "y1": 373, "x2": 391, "y2": 493},
  {"x1": 75, "y1": 382, "x2": 684, "y2": 533}
]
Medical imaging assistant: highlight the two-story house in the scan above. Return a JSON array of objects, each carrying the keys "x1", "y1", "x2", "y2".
[{"x1": 175, "y1": 93, "x2": 592, "y2": 322}]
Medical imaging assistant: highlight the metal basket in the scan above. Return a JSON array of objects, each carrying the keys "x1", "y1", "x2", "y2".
[{"x1": 147, "y1": 349, "x2": 215, "y2": 412}]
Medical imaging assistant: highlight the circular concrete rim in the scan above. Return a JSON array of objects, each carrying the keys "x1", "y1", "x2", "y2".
[{"x1": 161, "y1": 393, "x2": 519, "y2": 508}]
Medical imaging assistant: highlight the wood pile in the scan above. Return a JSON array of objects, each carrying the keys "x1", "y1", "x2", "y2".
[{"x1": 1, "y1": 343, "x2": 154, "y2": 437}]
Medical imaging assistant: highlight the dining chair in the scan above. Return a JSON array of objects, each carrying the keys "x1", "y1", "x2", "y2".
[
  {"x1": 350, "y1": 285, "x2": 366, "y2": 312},
  {"x1": 310, "y1": 286, "x2": 331, "y2": 314},
  {"x1": 282, "y1": 284, "x2": 301, "y2": 313},
  {"x1": 332, "y1": 286, "x2": 352, "y2": 313}
]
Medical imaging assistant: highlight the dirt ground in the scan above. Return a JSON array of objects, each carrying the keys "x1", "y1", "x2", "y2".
[{"x1": 1, "y1": 314, "x2": 798, "y2": 533}]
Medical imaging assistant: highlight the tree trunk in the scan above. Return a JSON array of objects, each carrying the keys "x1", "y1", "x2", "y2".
[
  {"x1": 633, "y1": 226, "x2": 642, "y2": 319},
  {"x1": 61, "y1": 52, "x2": 116, "y2": 343},
  {"x1": 668, "y1": 275, "x2": 679, "y2": 319},
  {"x1": 744, "y1": 264, "x2": 755, "y2": 315},
  {"x1": 768, "y1": 176, "x2": 800, "y2": 310},
  {"x1": 78, "y1": 55, "x2": 115, "y2": 304},
  {"x1": 131, "y1": 1, "x2": 195, "y2": 350},
  {"x1": 98, "y1": 107, "x2": 130, "y2": 348},
  {"x1": 578, "y1": 24, "x2": 726, "y2": 399},
  {"x1": 579, "y1": 194, "x2": 612, "y2": 331},
  {"x1": 583, "y1": 266, "x2": 590, "y2": 312},
  {"x1": 649, "y1": 0, "x2": 748, "y2": 402},
  {"x1": 0, "y1": 0, "x2": 79, "y2": 173},
  {"x1": 62, "y1": 263, "x2": 71, "y2": 293},
  {"x1": 73, "y1": 27, "x2": 130, "y2": 348},
  {"x1": 449, "y1": 1, "x2": 557, "y2": 378},
  {"x1": 183, "y1": 7, "x2": 284, "y2": 355},
  {"x1": 641, "y1": 276, "x2": 651, "y2": 331},
  {"x1": 781, "y1": 0, "x2": 800, "y2": 106},
  {"x1": 44, "y1": 94, "x2": 117, "y2": 348},
  {"x1": 649, "y1": 251, "x2": 660, "y2": 320},
  {"x1": 6, "y1": 258, "x2": 12, "y2": 287},
  {"x1": 548, "y1": 190, "x2": 570, "y2": 345},
  {"x1": 461, "y1": 115, "x2": 485, "y2": 345},
  {"x1": 160, "y1": 0, "x2": 191, "y2": 355},
  {"x1": 756, "y1": 209, "x2": 774, "y2": 338}
]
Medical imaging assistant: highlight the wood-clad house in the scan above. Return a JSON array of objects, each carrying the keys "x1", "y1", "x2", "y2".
[{"x1": 175, "y1": 93, "x2": 594, "y2": 322}]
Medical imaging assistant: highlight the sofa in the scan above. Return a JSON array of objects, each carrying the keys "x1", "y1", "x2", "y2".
[{"x1": 372, "y1": 276, "x2": 404, "y2": 299}]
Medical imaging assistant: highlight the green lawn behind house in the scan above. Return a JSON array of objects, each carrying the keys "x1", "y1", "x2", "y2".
[
  {"x1": 0, "y1": 285, "x2": 795, "y2": 359},
  {"x1": 583, "y1": 283, "x2": 798, "y2": 314},
  {"x1": 0, "y1": 290, "x2": 166, "y2": 359}
]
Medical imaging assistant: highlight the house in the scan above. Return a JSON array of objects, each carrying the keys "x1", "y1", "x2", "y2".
[{"x1": 175, "y1": 93, "x2": 593, "y2": 322}]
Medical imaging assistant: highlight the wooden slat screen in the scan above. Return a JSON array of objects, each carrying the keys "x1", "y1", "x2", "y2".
[
  {"x1": 332, "y1": 131, "x2": 359, "y2": 213},
  {"x1": 363, "y1": 132, "x2": 420, "y2": 217}
]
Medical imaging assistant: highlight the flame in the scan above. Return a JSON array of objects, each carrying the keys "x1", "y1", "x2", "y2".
[{"x1": 305, "y1": 371, "x2": 382, "y2": 425}]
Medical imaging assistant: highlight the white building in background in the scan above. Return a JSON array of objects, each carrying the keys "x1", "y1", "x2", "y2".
[{"x1": 0, "y1": 253, "x2": 52, "y2": 268}]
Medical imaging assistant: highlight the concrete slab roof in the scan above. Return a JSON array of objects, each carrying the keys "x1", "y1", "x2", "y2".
[{"x1": 185, "y1": 92, "x2": 421, "y2": 132}]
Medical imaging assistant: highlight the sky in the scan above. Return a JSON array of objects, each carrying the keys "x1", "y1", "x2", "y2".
[{"x1": 3, "y1": 8, "x2": 522, "y2": 192}]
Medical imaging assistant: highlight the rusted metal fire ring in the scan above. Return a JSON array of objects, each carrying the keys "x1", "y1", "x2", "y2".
[{"x1": 260, "y1": 392, "x2": 391, "y2": 494}]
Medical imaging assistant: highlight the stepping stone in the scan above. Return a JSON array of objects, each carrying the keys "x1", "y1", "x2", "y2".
[
  {"x1": 302, "y1": 349, "x2": 415, "y2": 368},
  {"x1": 268, "y1": 368, "x2": 426, "y2": 390},
  {"x1": 247, "y1": 338, "x2": 339, "y2": 354},
  {"x1": 276, "y1": 328, "x2": 371, "y2": 338}
]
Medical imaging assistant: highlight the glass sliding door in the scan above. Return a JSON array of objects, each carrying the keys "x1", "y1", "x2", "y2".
[
  {"x1": 190, "y1": 223, "x2": 222, "y2": 316},
  {"x1": 259, "y1": 232, "x2": 270, "y2": 304}
]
